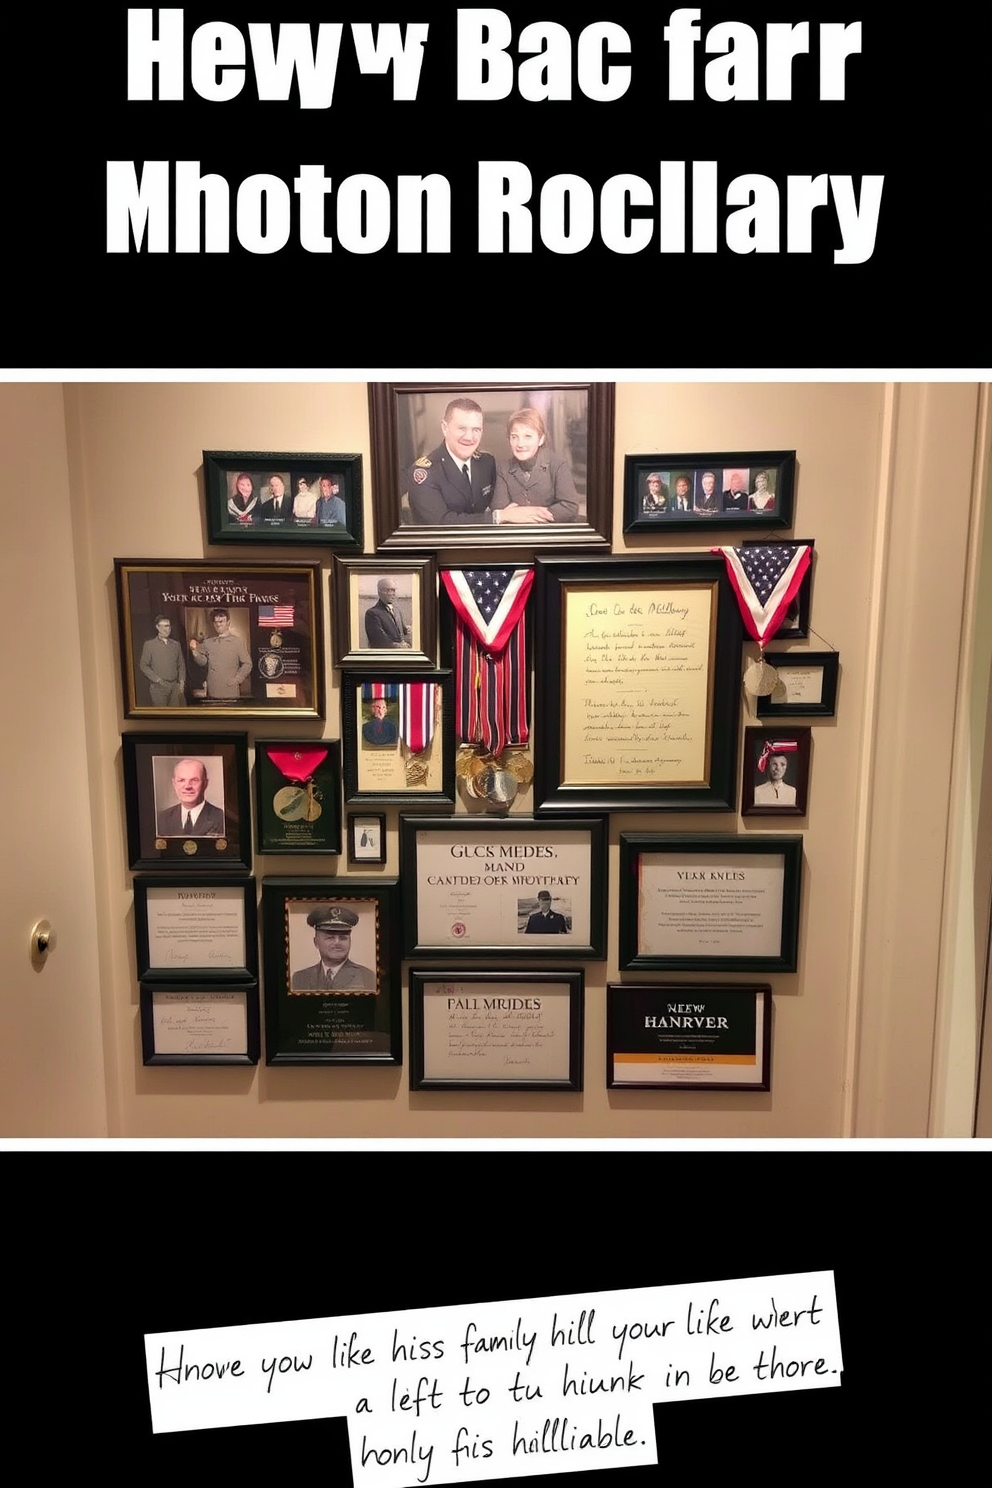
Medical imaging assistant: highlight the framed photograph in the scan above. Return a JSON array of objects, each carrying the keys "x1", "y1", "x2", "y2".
[
  {"x1": 606, "y1": 983, "x2": 771, "y2": 1091},
  {"x1": 133, "y1": 875, "x2": 257, "y2": 980},
  {"x1": 115, "y1": 559, "x2": 324, "y2": 719},
  {"x1": 342, "y1": 669, "x2": 455, "y2": 806},
  {"x1": 332, "y1": 555, "x2": 436, "y2": 667},
  {"x1": 400, "y1": 815, "x2": 607, "y2": 959},
  {"x1": 261, "y1": 877, "x2": 401, "y2": 1065},
  {"x1": 348, "y1": 813, "x2": 386, "y2": 867},
  {"x1": 255, "y1": 739, "x2": 341, "y2": 855},
  {"x1": 623, "y1": 450, "x2": 795, "y2": 534},
  {"x1": 532, "y1": 554, "x2": 744, "y2": 812},
  {"x1": 369, "y1": 381, "x2": 614, "y2": 551},
  {"x1": 742, "y1": 727, "x2": 811, "y2": 817},
  {"x1": 755, "y1": 538, "x2": 815, "y2": 639},
  {"x1": 202, "y1": 450, "x2": 362, "y2": 548},
  {"x1": 140, "y1": 984, "x2": 260, "y2": 1065},
  {"x1": 410, "y1": 969, "x2": 584, "y2": 1092},
  {"x1": 757, "y1": 652, "x2": 839, "y2": 717},
  {"x1": 619, "y1": 832, "x2": 803, "y2": 973},
  {"x1": 122, "y1": 732, "x2": 251, "y2": 871}
]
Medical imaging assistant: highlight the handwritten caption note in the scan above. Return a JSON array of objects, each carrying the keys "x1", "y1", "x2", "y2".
[{"x1": 145, "y1": 1273, "x2": 842, "y2": 1487}]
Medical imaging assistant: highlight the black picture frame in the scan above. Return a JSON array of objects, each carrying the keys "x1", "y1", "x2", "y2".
[
  {"x1": 369, "y1": 381, "x2": 614, "y2": 551},
  {"x1": 606, "y1": 983, "x2": 772, "y2": 1092},
  {"x1": 332, "y1": 554, "x2": 437, "y2": 668},
  {"x1": 532, "y1": 554, "x2": 743, "y2": 812},
  {"x1": 410, "y1": 969, "x2": 584, "y2": 1092},
  {"x1": 757, "y1": 652, "x2": 839, "y2": 717},
  {"x1": 342, "y1": 669, "x2": 455, "y2": 807},
  {"x1": 122, "y1": 732, "x2": 251, "y2": 872},
  {"x1": 619, "y1": 832, "x2": 803, "y2": 973},
  {"x1": 261, "y1": 877, "x2": 402, "y2": 1066},
  {"x1": 203, "y1": 450, "x2": 362, "y2": 548},
  {"x1": 742, "y1": 727, "x2": 811, "y2": 817},
  {"x1": 254, "y1": 739, "x2": 342, "y2": 855},
  {"x1": 347, "y1": 812, "x2": 387, "y2": 867},
  {"x1": 400, "y1": 814, "x2": 607, "y2": 959},
  {"x1": 133, "y1": 874, "x2": 257, "y2": 981},
  {"x1": 623, "y1": 450, "x2": 795, "y2": 534},
  {"x1": 140, "y1": 983, "x2": 260, "y2": 1066},
  {"x1": 115, "y1": 559, "x2": 325, "y2": 719}
]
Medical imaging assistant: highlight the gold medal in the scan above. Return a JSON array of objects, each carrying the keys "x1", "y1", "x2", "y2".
[
  {"x1": 406, "y1": 755, "x2": 429, "y2": 786},
  {"x1": 501, "y1": 751, "x2": 534, "y2": 785},
  {"x1": 182, "y1": 840, "x2": 198, "y2": 855}
]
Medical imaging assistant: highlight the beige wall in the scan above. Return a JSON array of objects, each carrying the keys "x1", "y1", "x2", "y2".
[{"x1": 3, "y1": 379, "x2": 985, "y2": 1136}]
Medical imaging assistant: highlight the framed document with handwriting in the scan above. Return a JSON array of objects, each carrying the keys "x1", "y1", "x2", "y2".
[{"x1": 533, "y1": 555, "x2": 743, "y2": 811}]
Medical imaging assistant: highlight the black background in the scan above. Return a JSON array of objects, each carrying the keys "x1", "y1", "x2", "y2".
[{"x1": 11, "y1": 4, "x2": 988, "y2": 367}]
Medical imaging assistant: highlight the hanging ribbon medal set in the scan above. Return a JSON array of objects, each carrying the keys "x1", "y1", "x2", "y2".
[{"x1": 361, "y1": 679, "x2": 441, "y2": 785}]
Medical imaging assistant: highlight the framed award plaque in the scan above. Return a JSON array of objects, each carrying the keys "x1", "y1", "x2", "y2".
[
  {"x1": 607, "y1": 984, "x2": 771, "y2": 1091},
  {"x1": 254, "y1": 739, "x2": 342, "y2": 854}
]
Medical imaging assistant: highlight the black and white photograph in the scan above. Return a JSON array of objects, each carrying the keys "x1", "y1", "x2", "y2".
[{"x1": 742, "y1": 727, "x2": 811, "y2": 817}]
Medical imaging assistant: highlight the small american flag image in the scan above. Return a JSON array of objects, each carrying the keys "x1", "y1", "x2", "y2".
[{"x1": 258, "y1": 605, "x2": 294, "y2": 628}]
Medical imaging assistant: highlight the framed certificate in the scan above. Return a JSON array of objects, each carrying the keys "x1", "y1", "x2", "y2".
[
  {"x1": 607, "y1": 984, "x2": 771, "y2": 1091},
  {"x1": 133, "y1": 875, "x2": 257, "y2": 981},
  {"x1": 254, "y1": 739, "x2": 342, "y2": 854},
  {"x1": 342, "y1": 669, "x2": 455, "y2": 806},
  {"x1": 140, "y1": 984, "x2": 260, "y2": 1065},
  {"x1": 532, "y1": 555, "x2": 743, "y2": 812},
  {"x1": 757, "y1": 652, "x2": 839, "y2": 717},
  {"x1": 400, "y1": 815, "x2": 607, "y2": 959},
  {"x1": 122, "y1": 732, "x2": 251, "y2": 872},
  {"x1": 619, "y1": 833, "x2": 803, "y2": 972},
  {"x1": 410, "y1": 970, "x2": 584, "y2": 1091},
  {"x1": 261, "y1": 877, "x2": 401, "y2": 1065}
]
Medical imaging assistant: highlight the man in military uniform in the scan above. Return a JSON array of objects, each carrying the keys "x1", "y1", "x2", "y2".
[
  {"x1": 291, "y1": 905, "x2": 376, "y2": 990},
  {"x1": 523, "y1": 890, "x2": 569, "y2": 934},
  {"x1": 139, "y1": 615, "x2": 186, "y2": 706},
  {"x1": 404, "y1": 398, "x2": 550, "y2": 526}
]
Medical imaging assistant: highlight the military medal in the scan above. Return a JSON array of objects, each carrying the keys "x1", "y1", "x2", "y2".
[
  {"x1": 264, "y1": 746, "x2": 328, "y2": 823},
  {"x1": 711, "y1": 543, "x2": 814, "y2": 697}
]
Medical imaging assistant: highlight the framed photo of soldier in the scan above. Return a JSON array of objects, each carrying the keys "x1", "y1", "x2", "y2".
[
  {"x1": 332, "y1": 554, "x2": 436, "y2": 668},
  {"x1": 741, "y1": 727, "x2": 811, "y2": 817},
  {"x1": 342, "y1": 669, "x2": 455, "y2": 806},
  {"x1": 115, "y1": 559, "x2": 324, "y2": 720},
  {"x1": 254, "y1": 740, "x2": 342, "y2": 855},
  {"x1": 140, "y1": 984, "x2": 260, "y2": 1066},
  {"x1": 261, "y1": 878, "x2": 402, "y2": 1065},
  {"x1": 202, "y1": 450, "x2": 363, "y2": 548},
  {"x1": 622, "y1": 450, "x2": 795, "y2": 535},
  {"x1": 757, "y1": 652, "x2": 839, "y2": 717},
  {"x1": 122, "y1": 732, "x2": 251, "y2": 871},
  {"x1": 368, "y1": 381, "x2": 614, "y2": 551},
  {"x1": 133, "y1": 874, "x2": 257, "y2": 981}
]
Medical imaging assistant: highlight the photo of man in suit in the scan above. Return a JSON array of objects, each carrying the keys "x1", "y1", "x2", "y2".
[
  {"x1": 363, "y1": 577, "x2": 413, "y2": 649},
  {"x1": 155, "y1": 757, "x2": 225, "y2": 837},
  {"x1": 290, "y1": 905, "x2": 376, "y2": 991},
  {"x1": 522, "y1": 890, "x2": 569, "y2": 934},
  {"x1": 362, "y1": 697, "x2": 398, "y2": 746}
]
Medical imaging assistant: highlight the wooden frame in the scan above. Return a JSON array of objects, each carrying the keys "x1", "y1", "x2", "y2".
[
  {"x1": 133, "y1": 874, "x2": 257, "y2": 981},
  {"x1": 203, "y1": 450, "x2": 362, "y2": 548},
  {"x1": 369, "y1": 381, "x2": 614, "y2": 551},
  {"x1": 623, "y1": 450, "x2": 795, "y2": 534},
  {"x1": 742, "y1": 727, "x2": 811, "y2": 817},
  {"x1": 140, "y1": 983, "x2": 260, "y2": 1065},
  {"x1": 532, "y1": 554, "x2": 743, "y2": 812},
  {"x1": 342, "y1": 669, "x2": 455, "y2": 806},
  {"x1": 332, "y1": 554, "x2": 437, "y2": 667},
  {"x1": 261, "y1": 877, "x2": 402, "y2": 1065},
  {"x1": 122, "y1": 731, "x2": 251, "y2": 872},
  {"x1": 607, "y1": 983, "x2": 771, "y2": 1091},
  {"x1": 410, "y1": 969, "x2": 584, "y2": 1092},
  {"x1": 115, "y1": 559, "x2": 324, "y2": 720},
  {"x1": 400, "y1": 814, "x2": 607, "y2": 959},
  {"x1": 619, "y1": 832, "x2": 803, "y2": 973},
  {"x1": 757, "y1": 652, "x2": 839, "y2": 717},
  {"x1": 254, "y1": 739, "x2": 342, "y2": 855}
]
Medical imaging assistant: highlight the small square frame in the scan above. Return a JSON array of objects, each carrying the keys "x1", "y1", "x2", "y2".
[
  {"x1": 342, "y1": 669, "x2": 455, "y2": 807},
  {"x1": 741, "y1": 727, "x2": 811, "y2": 817},
  {"x1": 332, "y1": 555, "x2": 437, "y2": 668},
  {"x1": 140, "y1": 983, "x2": 260, "y2": 1065},
  {"x1": 348, "y1": 813, "x2": 387, "y2": 866},
  {"x1": 607, "y1": 983, "x2": 771, "y2": 1091},
  {"x1": 254, "y1": 739, "x2": 342, "y2": 855},
  {"x1": 203, "y1": 450, "x2": 362, "y2": 547},
  {"x1": 134, "y1": 874, "x2": 257, "y2": 981},
  {"x1": 757, "y1": 653, "x2": 839, "y2": 717},
  {"x1": 623, "y1": 451, "x2": 795, "y2": 534},
  {"x1": 122, "y1": 732, "x2": 251, "y2": 872}
]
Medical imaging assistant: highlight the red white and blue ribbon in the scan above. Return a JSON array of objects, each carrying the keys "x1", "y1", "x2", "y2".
[
  {"x1": 398, "y1": 681, "x2": 436, "y2": 754},
  {"x1": 441, "y1": 568, "x2": 533, "y2": 756},
  {"x1": 758, "y1": 739, "x2": 799, "y2": 772},
  {"x1": 712, "y1": 544, "x2": 812, "y2": 648}
]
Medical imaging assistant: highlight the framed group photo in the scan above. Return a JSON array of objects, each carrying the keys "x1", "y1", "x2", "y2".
[
  {"x1": 115, "y1": 559, "x2": 324, "y2": 719},
  {"x1": 254, "y1": 740, "x2": 342, "y2": 854},
  {"x1": 369, "y1": 381, "x2": 614, "y2": 550},
  {"x1": 741, "y1": 727, "x2": 811, "y2": 816},
  {"x1": 202, "y1": 450, "x2": 362, "y2": 547},
  {"x1": 261, "y1": 878, "x2": 401, "y2": 1065},
  {"x1": 606, "y1": 984, "x2": 771, "y2": 1091},
  {"x1": 623, "y1": 450, "x2": 795, "y2": 534},
  {"x1": 122, "y1": 732, "x2": 251, "y2": 871},
  {"x1": 342, "y1": 669, "x2": 455, "y2": 806},
  {"x1": 332, "y1": 555, "x2": 437, "y2": 668}
]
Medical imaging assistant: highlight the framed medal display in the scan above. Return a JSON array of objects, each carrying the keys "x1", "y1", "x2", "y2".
[
  {"x1": 341, "y1": 669, "x2": 455, "y2": 807},
  {"x1": 122, "y1": 732, "x2": 251, "y2": 872},
  {"x1": 254, "y1": 740, "x2": 342, "y2": 855}
]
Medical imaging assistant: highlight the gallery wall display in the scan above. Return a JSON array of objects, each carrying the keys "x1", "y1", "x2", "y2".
[
  {"x1": 741, "y1": 728, "x2": 811, "y2": 817},
  {"x1": 400, "y1": 815, "x2": 607, "y2": 959},
  {"x1": 133, "y1": 875, "x2": 258, "y2": 981},
  {"x1": 757, "y1": 652, "x2": 839, "y2": 717},
  {"x1": 332, "y1": 554, "x2": 437, "y2": 668},
  {"x1": 623, "y1": 450, "x2": 795, "y2": 534},
  {"x1": 342, "y1": 669, "x2": 455, "y2": 806},
  {"x1": 254, "y1": 740, "x2": 342, "y2": 855},
  {"x1": 115, "y1": 559, "x2": 324, "y2": 719},
  {"x1": 409, "y1": 969, "x2": 584, "y2": 1092},
  {"x1": 619, "y1": 833, "x2": 803, "y2": 973},
  {"x1": 369, "y1": 381, "x2": 615, "y2": 550},
  {"x1": 532, "y1": 554, "x2": 744, "y2": 812},
  {"x1": 606, "y1": 984, "x2": 771, "y2": 1091},
  {"x1": 122, "y1": 732, "x2": 251, "y2": 872},
  {"x1": 202, "y1": 450, "x2": 363, "y2": 548},
  {"x1": 140, "y1": 984, "x2": 260, "y2": 1066},
  {"x1": 261, "y1": 878, "x2": 402, "y2": 1066}
]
